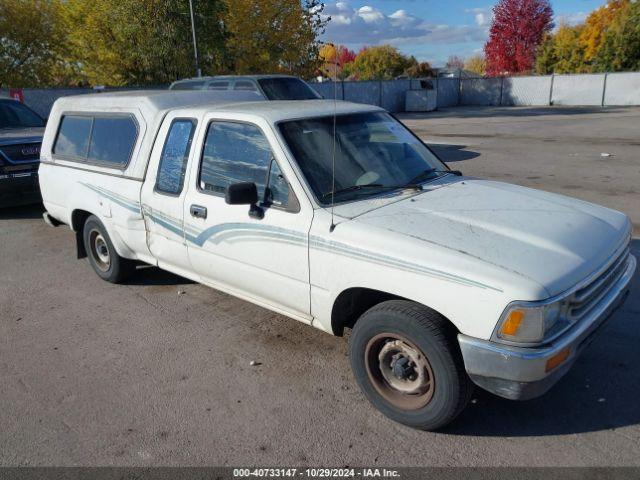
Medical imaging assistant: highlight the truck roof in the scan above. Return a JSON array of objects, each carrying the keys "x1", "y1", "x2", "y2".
[
  {"x1": 174, "y1": 74, "x2": 298, "y2": 82},
  {"x1": 52, "y1": 89, "x2": 265, "y2": 115},
  {"x1": 52, "y1": 90, "x2": 383, "y2": 123},
  {"x1": 183, "y1": 99, "x2": 384, "y2": 123}
]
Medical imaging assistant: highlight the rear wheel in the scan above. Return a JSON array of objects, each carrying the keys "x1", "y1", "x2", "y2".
[
  {"x1": 349, "y1": 300, "x2": 473, "y2": 430},
  {"x1": 83, "y1": 215, "x2": 135, "y2": 283}
]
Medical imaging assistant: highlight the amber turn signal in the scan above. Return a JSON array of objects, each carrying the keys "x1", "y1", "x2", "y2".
[
  {"x1": 500, "y1": 310, "x2": 524, "y2": 336},
  {"x1": 545, "y1": 347, "x2": 571, "y2": 373}
]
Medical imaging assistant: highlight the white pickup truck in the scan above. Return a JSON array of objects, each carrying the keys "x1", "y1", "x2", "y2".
[{"x1": 39, "y1": 90, "x2": 636, "y2": 430}]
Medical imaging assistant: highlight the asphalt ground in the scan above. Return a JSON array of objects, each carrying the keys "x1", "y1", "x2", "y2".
[{"x1": 1, "y1": 106, "x2": 639, "y2": 467}]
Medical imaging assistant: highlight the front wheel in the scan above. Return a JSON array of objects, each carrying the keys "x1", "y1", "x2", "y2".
[
  {"x1": 83, "y1": 215, "x2": 135, "y2": 283},
  {"x1": 349, "y1": 300, "x2": 473, "y2": 431}
]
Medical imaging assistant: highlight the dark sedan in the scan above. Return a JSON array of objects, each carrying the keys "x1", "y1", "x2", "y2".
[{"x1": 0, "y1": 98, "x2": 45, "y2": 207}]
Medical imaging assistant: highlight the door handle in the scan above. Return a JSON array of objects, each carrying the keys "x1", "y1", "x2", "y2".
[{"x1": 190, "y1": 204, "x2": 207, "y2": 219}]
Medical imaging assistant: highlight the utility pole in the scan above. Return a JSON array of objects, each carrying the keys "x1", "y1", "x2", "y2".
[{"x1": 188, "y1": 0, "x2": 201, "y2": 77}]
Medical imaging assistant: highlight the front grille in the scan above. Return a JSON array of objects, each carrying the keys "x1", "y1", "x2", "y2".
[
  {"x1": 0, "y1": 143, "x2": 41, "y2": 163},
  {"x1": 567, "y1": 247, "x2": 630, "y2": 321}
]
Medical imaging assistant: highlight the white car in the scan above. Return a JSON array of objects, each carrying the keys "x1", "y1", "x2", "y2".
[
  {"x1": 39, "y1": 90, "x2": 636, "y2": 430},
  {"x1": 169, "y1": 74, "x2": 322, "y2": 101}
]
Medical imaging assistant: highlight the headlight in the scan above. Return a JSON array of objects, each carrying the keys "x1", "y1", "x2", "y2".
[{"x1": 496, "y1": 301, "x2": 561, "y2": 344}]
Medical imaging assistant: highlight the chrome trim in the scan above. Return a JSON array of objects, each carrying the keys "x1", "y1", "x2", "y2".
[
  {"x1": 0, "y1": 142, "x2": 41, "y2": 164},
  {"x1": 459, "y1": 254, "x2": 635, "y2": 399}
]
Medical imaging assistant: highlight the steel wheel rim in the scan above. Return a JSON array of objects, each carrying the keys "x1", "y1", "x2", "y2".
[
  {"x1": 89, "y1": 229, "x2": 111, "y2": 272},
  {"x1": 364, "y1": 332, "x2": 435, "y2": 410}
]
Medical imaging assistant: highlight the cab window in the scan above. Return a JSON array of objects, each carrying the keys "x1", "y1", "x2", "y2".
[
  {"x1": 198, "y1": 121, "x2": 291, "y2": 209},
  {"x1": 155, "y1": 119, "x2": 197, "y2": 195}
]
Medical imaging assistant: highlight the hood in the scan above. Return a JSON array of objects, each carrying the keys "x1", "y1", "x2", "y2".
[
  {"x1": 352, "y1": 178, "x2": 631, "y2": 297},
  {"x1": 0, "y1": 127, "x2": 45, "y2": 144}
]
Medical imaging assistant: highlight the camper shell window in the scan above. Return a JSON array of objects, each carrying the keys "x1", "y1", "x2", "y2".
[{"x1": 53, "y1": 113, "x2": 139, "y2": 169}]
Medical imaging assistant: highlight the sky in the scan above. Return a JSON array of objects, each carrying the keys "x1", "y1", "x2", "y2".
[{"x1": 319, "y1": 0, "x2": 607, "y2": 66}]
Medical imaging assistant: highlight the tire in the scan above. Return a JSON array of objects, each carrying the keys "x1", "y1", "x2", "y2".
[
  {"x1": 349, "y1": 300, "x2": 473, "y2": 431},
  {"x1": 82, "y1": 215, "x2": 135, "y2": 283}
]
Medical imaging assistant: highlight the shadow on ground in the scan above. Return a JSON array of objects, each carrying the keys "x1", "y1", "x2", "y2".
[
  {"x1": 0, "y1": 203, "x2": 44, "y2": 220},
  {"x1": 126, "y1": 265, "x2": 195, "y2": 287},
  {"x1": 401, "y1": 106, "x2": 635, "y2": 121},
  {"x1": 429, "y1": 144, "x2": 481, "y2": 163},
  {"x1": 444, "y1": 239, "x2": 640, "y2": 437}
]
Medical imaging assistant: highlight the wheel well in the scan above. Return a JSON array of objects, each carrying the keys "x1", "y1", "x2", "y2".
[
  {"x1": 331, "y1": 287, "x2": 404, "y2": 336},
  {"x1": 71, "y1": 209, "x2": 92, "y2": 259}
]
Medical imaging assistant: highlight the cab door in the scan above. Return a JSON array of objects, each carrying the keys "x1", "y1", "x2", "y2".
[
  {"x1": 140, "y1": 113, "x2": 200, "y2": 277},
  {"x1": 182, "y1": 116, "x2": 313, "y2": 321}
]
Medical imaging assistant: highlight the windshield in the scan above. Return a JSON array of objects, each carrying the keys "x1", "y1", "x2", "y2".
[
  {"x1": 279, "y1": 112, "x2": 448, "y2": 204},
  {"x1": 258, "y1": 78, "x2": 320, "y2": 100},
  {"x1": 0, "y1": 101, "x2": 45, "y2": 129}
]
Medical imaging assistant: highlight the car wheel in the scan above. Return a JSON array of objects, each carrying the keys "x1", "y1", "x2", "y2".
[
  {"x1": 83, "y1": 215, "x2": 135, "y2": 283},
  {"x1": 349, "y1": 300, "x2": 473, "y2": 431}
]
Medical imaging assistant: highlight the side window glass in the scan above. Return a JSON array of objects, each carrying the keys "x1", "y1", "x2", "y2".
[
  {"x1": 208, "y1": 81, "x2": 229, "y2": 90},
  {"x1": 88, "y1": 116, "x2": 137, "y2": 167},
  {"x1": 199, "y1": 122, "x2": 272, "y2": 198},
  {"x1": 266, "y1": 161, "x2": 290, "y2": 207},
  {"x1": 173, "y1": 81, "x2": 205, "y2": 90},
  {"x1": 156, "y1": 119, "x2": 196, "y2": 195},
  {"x1": 54, "y1": 115, "x2": 92, "y2": 158},
  {"x1": 53, "y1": 114, "x2": 138, "y2": 168},
  {"x1": 234, "y1": 80, "x2": 257, "y2": 91}
]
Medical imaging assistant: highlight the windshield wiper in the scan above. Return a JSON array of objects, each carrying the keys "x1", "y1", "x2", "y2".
[
  {"x1": 406, "y1": 168, "x2": 439, "y2": 185},
  {"x1": 321, "y1": 183, "x2": 386, "y2": 199},
  {"x1": 402, "y1": 168, "x2": 463, "y2": 187}
]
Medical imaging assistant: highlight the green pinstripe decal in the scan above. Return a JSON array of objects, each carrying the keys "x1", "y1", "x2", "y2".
[{"x1": 84, "y1": 184, "x2": 501, "y2": 291}]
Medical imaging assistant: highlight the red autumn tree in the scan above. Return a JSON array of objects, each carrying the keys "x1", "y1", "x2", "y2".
[
  {"x1": 485, "y1": 0, "x2": 554, "y2": 76},
  {"x1": 336, "y1": 45, "x2": 356, "y2": 67}
]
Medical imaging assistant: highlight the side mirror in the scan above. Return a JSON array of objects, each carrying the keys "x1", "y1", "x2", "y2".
[
  {"x1": 225, "y1": 182, "x2": 258, "y2": 205},
  {"x1": 225, "y1": 182, "x2": 264, "y2": 219}
]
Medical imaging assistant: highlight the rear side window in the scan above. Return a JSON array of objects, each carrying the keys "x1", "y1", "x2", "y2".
[
  {"x1": 88, "y1": 117, "x2": 138, "y2": 167},
  {"x1": 53, "y1": 114, "x2": 138, "y2": 168},
  {"x1": 234, "y1": 80, "x2": 257, "y2": 91},
  {"x1": 171, "y1": 81, "x2": 205, "y2": 90},
  {"x1": 208, "y1": 81, "x2": 229, "y2": 90},
  {"x1": 155, "y1": 119, "x2": 197, "y2": 195},
  {"x1": 54, "y1": 116, "x2": 92, "y2": 158}
]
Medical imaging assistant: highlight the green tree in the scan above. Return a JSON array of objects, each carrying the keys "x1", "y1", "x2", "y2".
[
  {"x1": 593, "y1": 1, "x2": 640, "y2": 72},
  {"x1": 60, "y1": 0, "x2": 228, "y2": 86},
  {"x1": 552, "y1": 24, "x2": 588, "y2": 74},
  {"x1": 350, "y1": 45, "x2": 412, "y2": 81},
  {"x1": 0, "y1": 0, "x2": 64, "y2": 87},
  {"x1": 534, "y1": 24, "x2": 589, "y2": 74},
  {"x1": 224, "y1": 0, "x2": 328, "y2": 78},
  {"x1": 534, "y1": 34, "x2": 557, "y2": 74}
]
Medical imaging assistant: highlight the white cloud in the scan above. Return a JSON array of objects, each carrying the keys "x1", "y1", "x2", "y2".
[
  {"x1": 321, "y1": 2, "x2": 488, "y2": 50},
  {"x1": 464, "y1": 7, "x2": 493, "y2": 27}
]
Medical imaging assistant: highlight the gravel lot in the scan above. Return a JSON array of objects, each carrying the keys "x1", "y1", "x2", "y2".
[{"x1": 1, "y1": 106, "x2": 639, "y2": 467}]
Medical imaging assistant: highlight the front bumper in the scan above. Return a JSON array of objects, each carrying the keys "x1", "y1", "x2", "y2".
[
  {"x1": 458, "y1": 254, "x2": 636, "y2": 400},
  {"x1": 0, "y1": 170, "x2": 40, "y2": 207}
]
